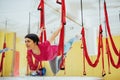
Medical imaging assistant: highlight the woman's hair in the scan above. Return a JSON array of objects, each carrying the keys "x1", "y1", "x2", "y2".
[{"x1": 25, "y1": 33, "x2": 39, "y2": 45}]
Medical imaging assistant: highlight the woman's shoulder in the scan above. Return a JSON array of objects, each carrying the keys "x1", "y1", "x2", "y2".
[{"x1": 38, "y1": 40, "x2": 51, "y2": 46}]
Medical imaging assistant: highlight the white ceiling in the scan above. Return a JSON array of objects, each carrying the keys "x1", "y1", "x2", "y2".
[{"x1": 0, "y1": 0, "x2": 120, "y2": 39}]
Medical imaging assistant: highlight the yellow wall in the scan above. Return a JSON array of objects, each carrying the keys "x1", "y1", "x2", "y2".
[
  {"x1": 0, "y1": 31, "x2": 120, "y2": 80},
  {"x1": 0, "y1": 31, "x2": 16, "y2": 76},
  {"x1": 16, "y1": 37, "x2": 27, "y2": 76},
  {"x1": 0, "y1": 31, "x2": 4, "y2": 76}
]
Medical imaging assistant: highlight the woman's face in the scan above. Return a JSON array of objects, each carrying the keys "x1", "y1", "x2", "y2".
[{"x1": 25, "y1": 38, "x2": 36, "y2": 50}]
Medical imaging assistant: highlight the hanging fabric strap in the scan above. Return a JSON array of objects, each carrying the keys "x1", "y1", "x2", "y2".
[
  {"x1": 0, "y1": 40, "x2": 6, "y2": 76},
  {"x1": 80, "y1": 0, "x2": 106, "y2": 76},
  {"x1": 56, "y1": 0, "x2": 66, "y2": 25},
  {"x1": 98, "y1": 0, "x2": 106, "y2": 76},
  {"x1": 104, "y1": 0, "x2": 120, "y2": 69},
  {"x1": 81, "y1": 25, "x2": 106, "y2": 77},
  {"x1": 56, "y1": 0, "x2": 66, "y2": 73},
  {"x1": 104, "y1": 13, "x2": 120, "y2": 68},
  {"x1": 80, "y1": 0, "x2": 86, "y2": 75},
  {"x1": 99, "y1": 25, "x2": 106, "y2": 77},
  {"x1": 61, "y1": 0, "x2": 66, "y2": 25},
  {"x1": 104, "y1": 0, "x2": 120, "y2": 56},
  {"x1": 106, "y1": 37, "x2": 120, "y2": 68},
  {"x1": 83, "y1": 45, "x2": 86, "y2": 75},
  {"x1": 38, "y1": 0, "x2": 47, "y2": 42},
  {"x1": 37, "y1": 0, "x2": 47, "y2": 69},
  {"x1": 106, "y1": 38, "x2": 111, "y2": 74},
  {"x1": 104, "y1": 18, "x2": 111, "y2": 74},
  {"x1": 81, "y1": 25, "x2": 102, "y2": 67}
]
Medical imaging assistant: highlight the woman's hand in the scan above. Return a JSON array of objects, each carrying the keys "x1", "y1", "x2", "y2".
[
  {"x1": 40, "y1": 27, "x2": 45, "y2": 33},
  {"x1": 37, "y1": 27, "x2": 46, "y2": 37}
]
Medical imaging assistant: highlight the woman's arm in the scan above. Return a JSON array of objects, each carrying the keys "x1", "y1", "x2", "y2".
[
  {"x1": 27, "y1": 52, "x2": 39, "y2": 70},
  {"x1": 48, "y1": 25, "x2": 62, "y2": 44},
  {"x1": 37, "y1": 27, "x2": 46, "y2": 37}
]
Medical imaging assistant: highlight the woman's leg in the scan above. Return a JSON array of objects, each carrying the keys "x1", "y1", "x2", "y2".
[
  {"x1": 64, "y1": 36, "x2": 80, "y2": 55},
  {"x1": 55, "y1": 36, "x2": 81, "y2": 71},
  {"x1": 0, "y1": 48, "x2": 9, "y2": 53},
  {"x1": 49, "y1": 33, "x2": 81, "y2": 74},
  {"x1": 49, "y1": 57, "x2": 60, "y2": 75}
]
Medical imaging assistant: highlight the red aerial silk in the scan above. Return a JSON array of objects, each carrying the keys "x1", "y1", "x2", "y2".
[
  {"x1": 58, "y1": 24, "x2": 64, "y2": 56},
  {"x1": 106, "y1": 38, "x2": 120, "y2": 68},
  {"x1": 106, "y1": 37, "x2": 111, "y2": 73},
  {"x1": 104, "y1": 0, "x2": 120, "y2": 69},
  {"x1": 57, "y1": 0, "x2": 66, "y2": 71},
  {"x1": 104, "y1": 1, "x2": 120, "y2": 56},
  {"x1": 38, "y1": 0, "x2": 46, "y2": 69},
  {"x1": 57, "y1": 0, "x2": 66, "y2": 56},
  {"x1": 81, "y1": 25, "x2": 103, "y2": 67},
  {"x1": 38, "y1": 0, "x2": 47, "y2": 42}
]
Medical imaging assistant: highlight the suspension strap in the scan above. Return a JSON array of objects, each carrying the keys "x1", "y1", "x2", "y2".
[
  {"x1": 38, "y1": 0, "x2": 47, "y2": 42},
  {"x1": 37, "y1": 0, "x2": 47, "y2": 69},
  {"x1": 80, "y1": 0, "x2": 87, "y2": 75},
  {"x1": 56, "y1": 0, "x2": 66, "y2": 25},
  {"x1": 81, "y1": 43, "x2": 86, "y2": 75},
  {"x1": 0, "y1": 37, "x2": 6, "y2": 76},
  {"x1": 57, "y1": 0, "x2": 66, "y2": 73},
  {"x1": 104, "y1": 16, "x2": 111, "y2": 74},
  {"x1": 104, "y1": 0, "x2": 120, "y2": 56},
  {"x1": 80, "y1": 0, "x2": 84, "y2": 27},
  {"x1": 106, "y1": 38, "x2": 111, "y2": 74},
  {"x1": 99, "y1": 25, "x2": 106, "y2": 77}
]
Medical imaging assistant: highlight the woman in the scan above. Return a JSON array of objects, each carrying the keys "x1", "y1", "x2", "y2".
[{"x1": 25, "y1": 25, "x2": 81, "y2": 76}]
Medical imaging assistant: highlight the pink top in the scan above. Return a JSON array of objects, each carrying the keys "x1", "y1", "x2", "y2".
[{"x1": 27, "y1": 41, "x2": 58, "y2": 70}]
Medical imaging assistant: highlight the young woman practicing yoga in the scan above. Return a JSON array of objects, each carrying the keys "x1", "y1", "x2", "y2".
[{"x1": 25, "y1": 25, "x2": 81, "y2": 76}]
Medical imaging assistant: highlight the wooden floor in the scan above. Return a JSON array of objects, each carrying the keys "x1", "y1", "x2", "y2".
[{"x1": 0, "y1": 76, "x2": 103, "y2": 80}]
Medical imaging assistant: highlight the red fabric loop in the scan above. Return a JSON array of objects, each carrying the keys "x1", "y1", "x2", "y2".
[
  {"x1": 81, "y1": 26, "x2": 102, "y2": 67},
  {"x1": 104, "y1": 1, "x2": 120, "y2": 56}
]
